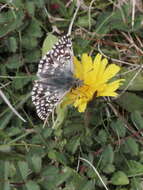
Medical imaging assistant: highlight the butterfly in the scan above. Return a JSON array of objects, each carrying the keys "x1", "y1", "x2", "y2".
[{"x1": 32, "y1": 35, "x2": 81, "y2": 120}]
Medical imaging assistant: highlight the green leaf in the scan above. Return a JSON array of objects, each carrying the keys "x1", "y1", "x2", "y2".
[
  {"x1": 120, "y1": 69, "x2": 143, "y2": 91},
  {"x1": 6, "y1": 55, "x2": 22, "y2": 69},
  {"x1": 74, "y1": 37, "x2": 91, "y2": 54},
  {"x1": 86, "y1": 168, "x2": 98, "y2": 179},
  {"x1": 7, "y1": 126, "x2": 22, "y2": 137},
  {"x1": 97, "y1": 129, "x2": 107, "y2": 143},
  {"x1": 41, "y1": 166, "x2": 72, "y2": 189},
  {"x1": 25, "y1": 181, "x2": 40, "y2": 190},
  {"x1": 9, "y1": 0, "x2": 24, "y2": 8},
  {"x1": 53, "y1": 1, "x2": 68, "y2": 18},
  {"x1": 95, "y1": 3, "x2": 132, "y2": 36},
  {"x1": 48, "y1": 150, "x2": 69, "y2": 165},
  {"x1": 0, "y1": 152, "x2": 24, "y2": 161},
  {"x1": 24, "y1": 49, "x2": 41, "y2": 63},
  {"x1": 126, "y1": 160, "x2": 143, "y2": 176},
  {"x1": 124, "y1": 137, "x2": 139, "y2": 156},
  {"x1": 101, "y1": 145, "x2": 114, "y2": 167},
  {"x1": 42, "y1": 166, "x2": 59, "y2": 178},
  {"x1": 81, "y1": 180, "x2": 95, "y2": 190},
  {"x1": 0, "y1": 94, "x2": 30, "y2": 129},
  {"x1": 30, "y1": 155, "x2": 42, "y2": 173},
  {"x1": 0, "y1": 145, "x2": 11, "y2": 153},
  {"x1": 111, "y1": 171, "x2": 129, "y2": 185},
  {"x1": 0, "y1": 10, "x2": 24, "y2": 37},
  {"x1": 12, "y1": 74, "x2": 32, "y2": 89},
  {"x1": 53, "y1": 167, "x2": 72, "y2": 187},
  {"x1": 18, "y1": 161, "x2": 29, "y2": 180},
  {"x1": 7, "y1": 162, "x2": 16, "y2": 177},
  {"x1": 66, "y1": 136, "x2": 80, "y2": 154},
  {"x1": 103, "y1": 164, "x2": 115, "y2": 174},
  {"x1": 3, "y1": 183, "x2": 10, "y2": 190},
  {"x1": 34, "y1": 0, "x2": 45, "y2": 8},
  {"x1": 77, "y1": 15, "x2": 94, "y2": 28},
  {"x1": 70, "y1": 169, "x2": 89, "y2": 190},
  {"x1": 42, "y1": 128, "x2": 53, "y2": 139},
  {"x1": 111, "y1": 119, "x2": 126, "y2": 137},
  {"x1": 21, "y1": 37, "x2": 38, "y2": 50},
  {"x1": 116, "y1": 92, "x2": 143, "y2": 112},
  {"x1": 131, "y1": 111, "x2": 143, "y2": 129},
  {"x1": 130, "y1": 178, "x2": 143, "y2": 190},
  {"x1": 95, "y1": 175, "x2": 108, "y2": 187},
  {"x1": 7, "y1": 37, "x2": 17, "y2": 53},
  {"x1": 42, "y1": 33, "x2": 58, "y2": 56},
  {"x1": 52, "y1": 104, "x2": 68, "y2": 129},
  {"x1": 95, "y1": 12, "x2": 114, "y2": 36},
  {"x1": 4, "y1": 161, "x2": 10, "y2": 190},
  {"x1": 25, "y1": 19, "x2": 43, "y2": 38},
  {"x1": 26, "y1": 2, "x2": 35, "y2": 16}
]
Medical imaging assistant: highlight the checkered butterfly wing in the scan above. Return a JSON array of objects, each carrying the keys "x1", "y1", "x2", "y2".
[{"x1": 32, "y1": 35, "x2": 74, "y2": 120}]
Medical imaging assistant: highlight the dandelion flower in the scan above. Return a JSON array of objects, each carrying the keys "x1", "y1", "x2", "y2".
[{"x1": 64, "y1": 53, "x2": 124, "y2": 112}]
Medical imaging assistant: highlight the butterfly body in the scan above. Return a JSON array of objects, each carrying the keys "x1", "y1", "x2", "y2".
[
  {"x1": 32, "y1": 35, "x2": 81, "y2": 120},
  {"x1": 37, "y1": 70, "x2": 78, "y2": 91}
]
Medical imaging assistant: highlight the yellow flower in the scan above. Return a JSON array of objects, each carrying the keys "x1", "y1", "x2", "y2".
[{"x1": 63, "y1": 53, "x2": 124, "y2": 112}]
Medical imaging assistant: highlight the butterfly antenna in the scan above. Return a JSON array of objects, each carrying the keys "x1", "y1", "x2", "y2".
[{"x1": 67, "y1": 0, "x2": 80, "y2": 36}]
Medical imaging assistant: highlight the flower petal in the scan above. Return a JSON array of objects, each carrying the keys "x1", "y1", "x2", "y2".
[
  {"x1": 74, "y1": 98, "x2": 87, "y2": 112},
  {"x1": 74, "y1": 56, "x2": 83, "y2": 80},
  {"x1": 81, "y1": 54, "x2": 93, "y2": 79},
  {"x1": 101, "y1": 64, "x2": 121, "y2": 83},
  {"x1": 78, "y1": 102, "x2": 87, "y2": 112},
  {"x1": 93, "y1": 53, "x2": 102, "y2": 77},
  {"x1": 96, "y1": 58, "x2": 108, "y2": 80},
  {"x1": 97, "y1": 79, "x2": 124, "y2": 97}
]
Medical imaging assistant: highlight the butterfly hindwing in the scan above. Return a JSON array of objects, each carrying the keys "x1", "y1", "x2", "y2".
[{"x1": 32, "y1": 80, "x2": 65, "y2": 120}]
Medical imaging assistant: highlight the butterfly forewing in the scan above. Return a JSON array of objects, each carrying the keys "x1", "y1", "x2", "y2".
[
  {"x1": 37, "y1": 35, "x2": 73, "y2": 79},
  {"x1": 32, "y1": 35, "x2": 74, "y2": 120}
]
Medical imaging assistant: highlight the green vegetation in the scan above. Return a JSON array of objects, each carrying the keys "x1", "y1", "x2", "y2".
[{"x1": 0, "y1": 0, "x2": 143, "y2": 189}]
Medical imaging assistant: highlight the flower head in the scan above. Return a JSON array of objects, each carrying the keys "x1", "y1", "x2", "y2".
[{"x1": 63, "y1": 53, "x2": 124, "y2": 112}]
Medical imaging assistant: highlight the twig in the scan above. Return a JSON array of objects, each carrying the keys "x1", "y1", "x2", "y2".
[
  {"x1": 121, "y1": 32, "x2": 143, "y2": 55},
  {"x1": 67, "y1": 0, "x2": 80, "y2": 35},
  {"x1": 131, "y1": 0, "x2": 136, "y2": 29},
  {"x1": 88, "y1": 0, "x2": 96, "y2": 30},
  {"x1": 79, "y1": 157, "x2": 109, "y2": 190},
  {"x1": 93, "y1": 128, "x2": 143, "y2": 156},
  {"x1": 66, "y1": 0, "x2": 73, "y2": 7},
  {"x1": 97, "y1": 42, "x2": 140, "y2": 67},
  {"x1": 0, "y1": 89, "x2": 26, "y2": 122},
  {"x1": 107, "y1": 102, "x2": 143, "y2": 141},
  {"x1": 118, "y1": 66, "x2": 143, "y2": 97},
  {"x1": 0, "y1": 3, "x2": 8, "y2": 11}
]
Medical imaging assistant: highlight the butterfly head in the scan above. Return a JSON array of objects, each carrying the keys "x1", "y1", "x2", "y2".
[{"x1": 72, "y1": 78, "x2": 83, "y2": 89}]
